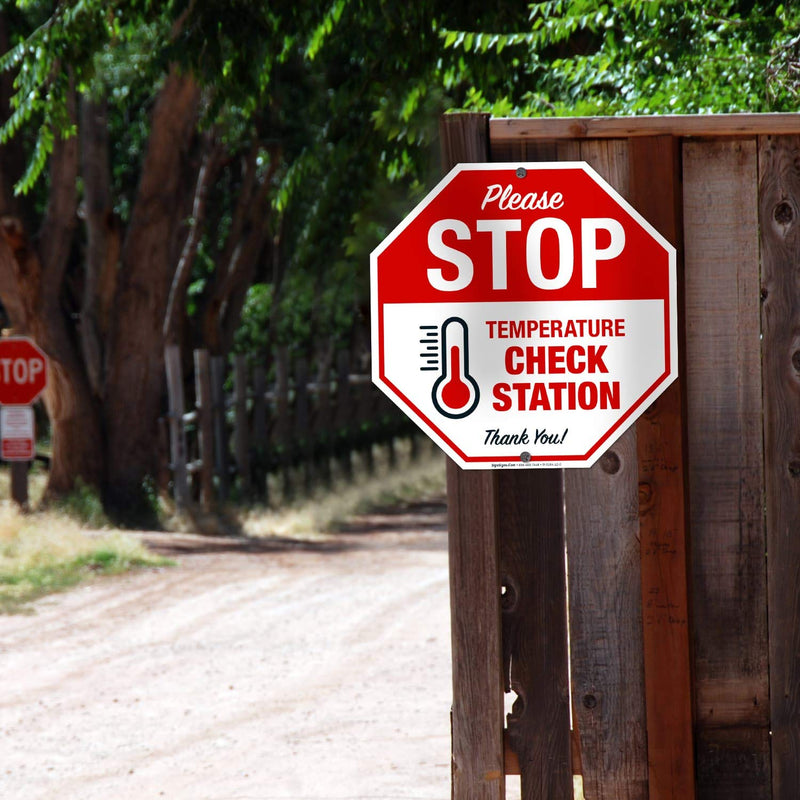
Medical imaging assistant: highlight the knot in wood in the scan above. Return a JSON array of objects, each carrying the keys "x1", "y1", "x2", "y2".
[
  {"x1": 600, "y1": 450, "x2": 621, "y2": 474},
  {"x1": 775, "y1": 200, "x2": 795, "y2": 226},
  {"x1": 501, "y1": 576, "x2": 519, "y2": 612}
]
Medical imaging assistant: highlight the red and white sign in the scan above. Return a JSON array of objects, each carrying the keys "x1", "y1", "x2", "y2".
[
  {"x1": 0, "y1": 337, "x2": 48, "y2": 406},
  {"x1": 371, "y1": 162, "x2": 677, "y2": 469},
  {"x1": 1, "y1": 405, "x2": 35, "y2": 461}
]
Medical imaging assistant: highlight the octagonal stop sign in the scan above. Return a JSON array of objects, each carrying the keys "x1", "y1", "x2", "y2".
[
  {"x1": 0, "y1": 337, "x2": 48, "y2": 406},
  {"x1": 371, "y1": 162, "x2": 677, "y2": 469}
]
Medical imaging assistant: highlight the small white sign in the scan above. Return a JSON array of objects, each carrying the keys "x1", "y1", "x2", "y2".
[{"x1": 1, "y1": 405, "x2": 35, "y2": 461}]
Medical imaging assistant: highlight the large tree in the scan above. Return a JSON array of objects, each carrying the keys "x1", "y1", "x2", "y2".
[
  {"x1": 0, "y1": 1, "x2": 530, "y2": 515},
  {"x1": 0, "y1": 3, "x2": 313, "y2": 513}
]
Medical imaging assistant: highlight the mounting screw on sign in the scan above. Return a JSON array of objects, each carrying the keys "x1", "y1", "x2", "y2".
[
  {"x1": 370, "y1": 161, "x2": 678, "y2": 470},
  {"x1": 0, "y1": 337, "x2": 49, "y2": 406}
]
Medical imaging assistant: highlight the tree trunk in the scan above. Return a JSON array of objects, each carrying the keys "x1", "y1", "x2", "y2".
[
  {"x1": 0, "y1": 76, "x2": 106, "y2": 499},
  {"x1": 0, "y1": 219, "x2": 105, "y2": 495},
  {"x1": 102, "y1": 68, "x2": 200, "y2": 512}
]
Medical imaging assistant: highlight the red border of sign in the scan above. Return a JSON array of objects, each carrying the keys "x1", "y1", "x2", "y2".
[{"x1": 371, "y1": 161, "x2": 678, "y2": 470}]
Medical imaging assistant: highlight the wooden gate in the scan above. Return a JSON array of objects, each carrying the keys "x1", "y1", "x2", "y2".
[{"x1": 443, "y1": 112, "x2": 800, "y2": 800}]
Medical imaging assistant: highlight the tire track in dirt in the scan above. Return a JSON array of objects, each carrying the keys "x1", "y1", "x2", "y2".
[{"x1": 0, "y1": 501, "x2": 452, "y2": 800}]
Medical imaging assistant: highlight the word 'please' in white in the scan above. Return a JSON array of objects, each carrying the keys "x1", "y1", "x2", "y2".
[{"x1": 481, "y1": 183, "x2": 564, "y2": 212}]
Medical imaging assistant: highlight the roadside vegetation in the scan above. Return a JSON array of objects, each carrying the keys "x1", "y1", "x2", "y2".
[
  {"x1": 0, "y1": 462, "x2": 167, "y2": 613},
  {"x1": 0, "y1": 3, "x2": 797, "y2": 516},
  {"x1": 0, "y1": 444, "x2": 447, "y2": 613},
  {"x1": 241, "y1": 443, "x2": 447, "y2": 542},
  {"x1": 0, "y1": 507, "x2": 171, "y2": 614}
]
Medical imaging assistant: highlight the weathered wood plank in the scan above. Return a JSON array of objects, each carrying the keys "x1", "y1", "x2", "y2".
[
  {"x1": 10, "y1": 461, "x2": 28, "y2": 509},
  {"x1": 314, "y1": 343, "x2": 334, "y2": 486},
  {"x1": 563, "y1": 138, "x2": 647, "y2": 800},
  {"x1": 164, "y1": 344, "x2": 189, "y2": 510},
  {"x1": 193, "y1": 348, "x2": 214, "y2": 510},
  {"x1": 441, "y1": 111, "x2": 491, "y2": 166},
  {"x1": 491, "y1": 112, "x2": 800, "y2": 143},
  {"x1": 448, "y1": 462, "x2": 505, "y2": 800},
  {"x1": 760, "y1": 134, "x2": 800, "y2": 800},
  {"x1": 252, "y1": 363, "x2": 269, "y2": 499},
  {"x1": 684, "y1": 138, "x2": 770, "y2": 800},
  {"x1": 499, "y1": 470, "x2": 572, "y2": 800},
  {"x1": 487, "y1": 135, "x2": 573, "y2": 800},
  {"x1": 334, "y1": 350, "x2": 353, "y2": 479},
  {"x1": 274, "y1": 347, "x2": 293, "y2": 498},
  {"x1": 567, "y1": 431, "x2": 645, "y2": 800},
  {"x1": 442, "y1": 112, "x2": 505, "y2": 800},
  {"x1": 234, "y1": 354, "x2": 251, "y2": 496},
  {"x1": 629, "y1": 135, "x2": 695, "y2": 800},
  {"x1": 210, "y1": 354, "x2": 229, "y2": 502},
  {"x1": 293, "y1": 357, "x2": 312, "y2": 491}
]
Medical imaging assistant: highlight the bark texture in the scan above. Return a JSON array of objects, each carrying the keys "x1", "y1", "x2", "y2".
[{"x1": 102, "y1": 68, "x2": 201, "y2": 510}]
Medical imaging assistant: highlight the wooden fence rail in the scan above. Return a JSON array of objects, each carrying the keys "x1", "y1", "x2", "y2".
[
  {"x1": 163, "y1": 346, "x2": 415, "y2": 508},
  {"x1": 442, "y1": 112, "x2": 800, "y2": 800}
]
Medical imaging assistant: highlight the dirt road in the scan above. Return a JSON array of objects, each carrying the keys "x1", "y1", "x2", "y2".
[{"x1": 0, "y1": 501, "x2": 452, "y2": 800}]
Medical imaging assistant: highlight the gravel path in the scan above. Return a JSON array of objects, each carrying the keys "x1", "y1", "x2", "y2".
[{"x1": 0, "y1": 501, "x2": 452, "y2": 800}]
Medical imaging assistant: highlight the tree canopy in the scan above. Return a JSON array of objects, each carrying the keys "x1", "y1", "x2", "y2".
[
  {"x1": 0, "y1": 0, "x2": 798, "y2": 512},
  {"x1": 446, "y1": 1, "x2": 800, "y2": 117}
]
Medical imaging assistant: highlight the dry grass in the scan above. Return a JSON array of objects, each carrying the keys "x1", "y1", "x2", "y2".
[
  {"x1": 0, "y1": 503, "x2": 170, "y2": 613},
  {"x1": 0, "y1": 441, "x2": 446, "y2": 611},
  {"x1": 241, "y1": 445, "x2": 447, "y2": 541}
]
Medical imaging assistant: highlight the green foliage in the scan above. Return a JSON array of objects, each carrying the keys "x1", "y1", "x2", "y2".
[
  {"x1": 0, "y1": 519, "x2": 172, "y2": 613},
  {"x1": 234, "y1": 282, "x2": 273, "y2": 355},
  {"x1": 443, "y1": 1, "x2": 800, "y2": 116},
  {"x1": 0, "y1": 545, "x2": 171, "y2": 613},
  {"x1": 52, "y1": 478, "x2": 109, "y2": 528}
]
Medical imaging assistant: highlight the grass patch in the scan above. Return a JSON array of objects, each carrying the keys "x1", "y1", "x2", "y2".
[
  {"x1": 241, "y1": 445, "x2": 447, "y2": 541},
  {"x1": 49, "y1": 478, "x2": 110, "y2": 528},
  {"x1": 0, "y1": 507, "x2": 172, "y2": 614}
]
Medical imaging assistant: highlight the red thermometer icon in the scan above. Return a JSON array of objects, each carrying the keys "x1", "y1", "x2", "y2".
[{"x1": 432, "y1": 317, "x2": 480, "y2": 418}]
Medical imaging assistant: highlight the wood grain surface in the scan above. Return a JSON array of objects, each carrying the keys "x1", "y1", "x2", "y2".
[
  {"x1": 442, "y1": 113, "x2": 506, "y2": 800},
  {"x1": 760, "y1": 134, "x2": 800, "y2": 800},
  {"x1": 566, "y1": 139, "x2": 649, "y2": 800},
  {"x1": 629, "y1": 136, "x2": 695, "y2": 800},
  {"x1": 684, "y1": 138, "x2": 771, "y2": 800}
]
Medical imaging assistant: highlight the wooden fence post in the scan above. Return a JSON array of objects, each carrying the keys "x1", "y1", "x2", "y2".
[
  {"x1": 210, "y1": 355, "x2": 229, "y2": 502},
  {"x1": 252, "y1": 363, "x2": 269, "y2": 500},
  {"x1": 314, "y1": 343, "x2": 334, "y2": 487},
  {"x1": 10, "y1": 461, "x2": 28, "y2": 509},
  {"x1": 194, "y1": 348, "x2": 215, "y2": 510},
  {"x1": 685, "y1": 138, "x2": 770, "y2": 798},
  {"x1": 630, "y1": 136, "x2": 695, "y2": 800},
  {"x1": 499, "y1": 469, "x2": 572, "y2": 800},
  {"x1": 760, "y1": 134, "x2": 800, "y2": 800},
  {"x1": 164, "y1": 344, "x2": 189, "y2": 510},
  {"x1": 294, "y1": 357, "x2": 313, "y2": 492},
  {"x1": 274, "y1": 347, "x2": 293, "y2": 499},
  {"x1": 442, "y1": 112, "x2": 507, "y2": 800},
  {"x1": 234, "y1": 354, "x2": 251, "y2": 497},
  {"x1": 335, "y1": 350, "x2": 353, "y2": 480}
]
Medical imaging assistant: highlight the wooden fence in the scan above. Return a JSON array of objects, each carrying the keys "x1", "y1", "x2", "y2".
[
  {"x1": 163, "y1": 344, "x2": 416, "y2": 509},
  {"x1": 442, "y1": 112, "x2": 800, "y2": 800}
]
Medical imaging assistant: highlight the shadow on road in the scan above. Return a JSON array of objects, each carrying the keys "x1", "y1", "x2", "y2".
[{"x1": 139, "y1": 498, "x2": 448, "y2": 558}]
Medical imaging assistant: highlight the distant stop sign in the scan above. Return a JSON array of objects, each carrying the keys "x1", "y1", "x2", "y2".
[
  {"x1": 0, "y1": 338, "x2": 48, "y2": 405},
  {"x1": 371, "y1": 162, "x2": 677, "y2": 469}
]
